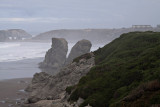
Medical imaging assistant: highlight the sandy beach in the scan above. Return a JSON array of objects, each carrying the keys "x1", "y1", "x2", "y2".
[
  {"x1": 0, "y1": 78, "x2": 32, "y2": 107},
  {"x1": 0, "y1": 57, "x2": 44, "y2": 107}
]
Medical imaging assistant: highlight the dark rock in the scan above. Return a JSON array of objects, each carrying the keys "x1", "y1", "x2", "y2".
[
  {"x1": 39, "y1": 38, "x2": 68, "y2": 70},
  {"x1": 66, "y1": 39, "x2": 92, "y2": 64}
]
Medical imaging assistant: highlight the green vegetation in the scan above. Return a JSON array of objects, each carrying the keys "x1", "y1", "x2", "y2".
[
  {"x1": 150, "y1": 91, "x2": 160, "y2": 104},
  {"x1": 73, "y1": 53, "x2": 92, "y2": 63},
  {"x1": 66, "y1": 85, "x2": 75, "y2": 94},
  {"x1": 67, "y1": 31, "x2": 160, "y2": 107}
]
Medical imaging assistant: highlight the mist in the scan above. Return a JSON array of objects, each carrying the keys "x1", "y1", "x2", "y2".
[{"x1": 0, "y1": 0, "x2": 160, "y2": 34}]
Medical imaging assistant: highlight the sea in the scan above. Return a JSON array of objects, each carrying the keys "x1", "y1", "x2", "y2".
[{"x1": 0, "y1": 42, "x2": 106, "y2": 80}]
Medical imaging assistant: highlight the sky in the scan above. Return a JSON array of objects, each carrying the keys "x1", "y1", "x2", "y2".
[{"x1": 0, "y1": 0, "x2": 159, "y2": 35}]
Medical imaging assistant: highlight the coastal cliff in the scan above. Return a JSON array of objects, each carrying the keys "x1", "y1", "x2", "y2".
[
  {"x1": 24, "y1": 53, "x2": 95, "y2": 107},
  {"x1": 24, "y1": 31, "x2": 160, "y2": 107},
  {"x1": 31, "y1": 27, "x2": 160, "y2": 44},
  {"x1": 0, "y1": 29, "x2": 32, "y2": 42}
]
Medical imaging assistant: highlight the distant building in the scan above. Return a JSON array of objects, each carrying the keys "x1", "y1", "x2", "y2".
[
  {"x1": 132, "y1": 25, "x2": 152, "y2": 28},
  {"x1": 157, "y1": 25, "x2": 160, "y2": 28}
]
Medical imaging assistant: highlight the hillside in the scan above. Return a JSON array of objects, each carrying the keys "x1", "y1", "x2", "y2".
[
  {"x1": 67, "y1": 31, "x2": 160, "y2": 107},
  {"x1": 31, "y1": 27, "x2": 160, "y2": 44},
  {"x1": 0, "y1": 29, "x2": 32, "y2": 42}
]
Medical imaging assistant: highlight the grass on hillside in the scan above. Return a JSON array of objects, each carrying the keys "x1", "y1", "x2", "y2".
[{"x1": 66, "y1": 31, "x2": 160, "y2": 107}]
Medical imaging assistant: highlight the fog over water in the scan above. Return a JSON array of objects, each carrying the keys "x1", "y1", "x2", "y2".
[{"x1": 0, "y1": 42, "x2": 106, "y2": 80}]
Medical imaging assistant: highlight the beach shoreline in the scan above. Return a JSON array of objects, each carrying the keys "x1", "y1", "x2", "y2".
[
  {"x1": 0, "y1": 57, "x2": 43, "y2": 107},
  {"x1": 0, "y1": 57, "x2": 43, "y2": 80},
  {"x1": 0, "y1": 78, "x2": 32, "y2": 107}
]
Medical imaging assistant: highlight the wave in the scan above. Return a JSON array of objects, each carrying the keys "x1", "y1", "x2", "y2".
[
  {"x1": 0, "y1": 42, "x2": 51, "y2": 62},
  {"x1": 0, "y1": 43, "x2": 21, "y2": 49},
  {"x1": 0, "y1": 42, "x2": 105, "y2": 62}
]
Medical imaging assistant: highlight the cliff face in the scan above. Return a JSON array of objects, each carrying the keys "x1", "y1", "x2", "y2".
[
  {"x1": 0, "y1": 29, "x2": 32, "y2": 42},
  {"x1": 24, "y1": 53, "x2": 95, "y2": 107}
]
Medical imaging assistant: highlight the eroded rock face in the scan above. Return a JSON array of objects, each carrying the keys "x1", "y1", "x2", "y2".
[
  {"x1": 25, "y1": 72, "x2": 52, "y2": 92},
  {"x1": 39, "y1": 38, "x2": 68, "y2": 69},
  {"x1": 25, "y1": 53, "x2": 95, "y2": 105},
  {"x1": 66, "y1": 39, "x2": 92, "y2": 65}
]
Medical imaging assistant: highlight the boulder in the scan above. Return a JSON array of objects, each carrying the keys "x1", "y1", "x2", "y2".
[
  {"x1": 39, "y1": 38, "x2": 68, "y2": 69},
  {"x1": 66, "y1": 39, "x2": 92, "y2": 64}
]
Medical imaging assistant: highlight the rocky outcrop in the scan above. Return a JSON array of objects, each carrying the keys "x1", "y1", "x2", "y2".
[
  {"x1": 0, "y1": 29, "x2": 32, "y2": 42},
  {"x1": 25, "y1": 72, "x2": 52, "y2": 92},
  {"x1": 39, "y1": 38, "x2": 68, "y2": 69},
  {"x1": 24, "y1": 53, "x2": 95, "y2": 106},
  {"x1": 66, "y1": 39, "x2": 92, "y2": 65}
]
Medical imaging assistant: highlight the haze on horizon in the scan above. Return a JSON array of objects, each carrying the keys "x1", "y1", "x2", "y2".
[{"x1": 0, "y1": 0, "x2": 159, "y2": 35}]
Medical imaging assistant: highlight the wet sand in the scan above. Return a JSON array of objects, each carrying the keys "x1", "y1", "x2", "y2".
[{"x1": 0, "y1": 78, "x2": 32, "y2": 107}]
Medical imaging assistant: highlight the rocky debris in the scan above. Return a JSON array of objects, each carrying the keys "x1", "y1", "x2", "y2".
[
  {"x1": 25, "y1": 72, "x2": 52, "y2": 92},
  {"x1": 40, "y1": 67, "x2": 60, "y2": 75},
  {"x1": 0, "y1": 29, "x2": 32, "y2": 42},
  {"x1": 66, "y1": 39, "x2": 92, "y2": 65},
  {"x1": 22, "y1": 97, "x2": 87, "y2": 107},
  {"x1": 24, "y1": 53, "x2": 95, "y2": 106},
  {"x1": 0, "y1": 98, "x2": 27, "y2": 107},
  {"x1": 39, "y1": 38, "x2": 68, "y2": 70}
]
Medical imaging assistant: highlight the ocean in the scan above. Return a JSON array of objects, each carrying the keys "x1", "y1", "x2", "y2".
[{"x1": 0, "y1": 42, "x2": 106, "y2": 80}]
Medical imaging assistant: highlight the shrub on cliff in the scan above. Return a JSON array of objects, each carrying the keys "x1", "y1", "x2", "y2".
[{"x1": 68, "y1": 31, "x2": 160, "y2": 107}]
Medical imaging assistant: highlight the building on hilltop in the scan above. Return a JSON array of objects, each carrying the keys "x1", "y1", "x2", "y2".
[
  {"x1": 132, "y1": 25, "x2": 152, "y2": 28},
  {"x1": 157, "y1": 25, "x2": 160, "y2": 28}
]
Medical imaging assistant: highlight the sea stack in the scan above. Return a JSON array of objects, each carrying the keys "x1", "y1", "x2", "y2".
[
  {"x1": 39, "y1": 38, "x2": 68, "y2": 69},
  {"x1": 66, "y1": 39, "x2": 92, "y2": 64}
]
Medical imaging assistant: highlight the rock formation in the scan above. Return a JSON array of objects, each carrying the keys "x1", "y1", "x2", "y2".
[
  {"x1": 66, "y1": 39, "x2": 92, "y2": 65},
  {"x1": 39, "y1": 38, "x2": 68, "y2": 70},
  {"x1": 24, "y1": 53, "x2": 95, "y2": 107}
]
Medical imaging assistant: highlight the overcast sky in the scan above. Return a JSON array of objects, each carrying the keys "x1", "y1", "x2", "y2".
[{"x1": 0, "y1": 0, "x2": 159, "y2": 34}]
